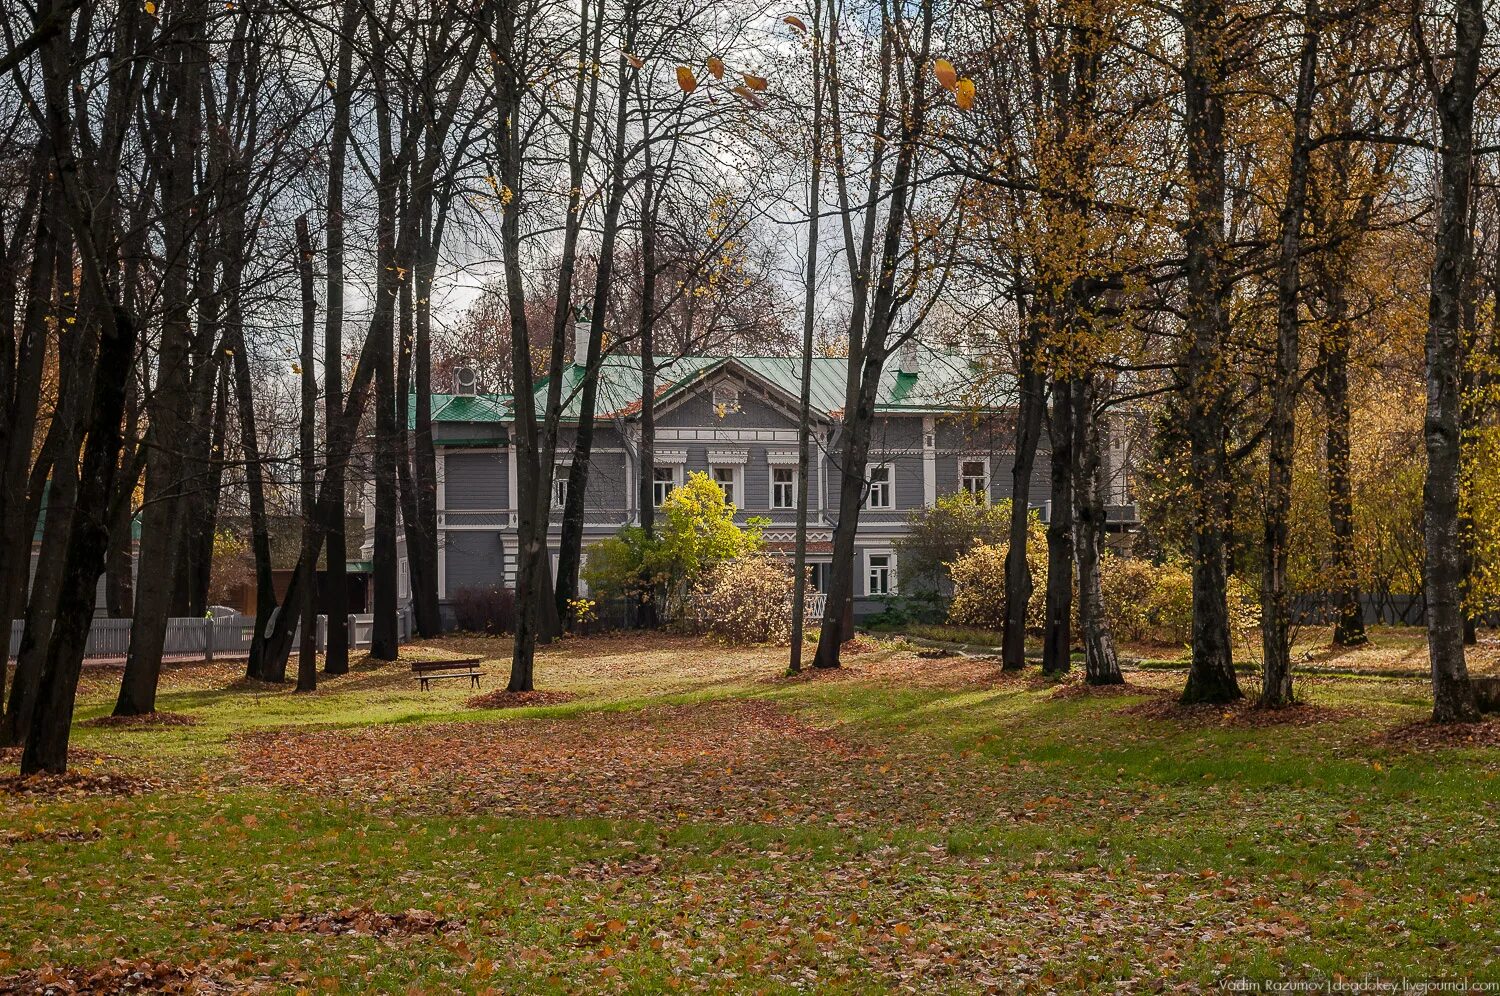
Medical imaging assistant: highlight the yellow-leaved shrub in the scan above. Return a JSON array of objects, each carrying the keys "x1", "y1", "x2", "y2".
[{"x1": 679, "y1": 554, "x2": 814, "y2": 645}]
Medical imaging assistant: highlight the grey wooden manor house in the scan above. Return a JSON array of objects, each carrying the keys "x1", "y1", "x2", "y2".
[{"x1": 370, "y1": 337, "x2": 1137, "y2": 622}]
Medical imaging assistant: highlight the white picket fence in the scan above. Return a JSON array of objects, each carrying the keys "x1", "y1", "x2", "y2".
[{"x1": 8, "y1": 607, "x2": 414, "y2": 661}]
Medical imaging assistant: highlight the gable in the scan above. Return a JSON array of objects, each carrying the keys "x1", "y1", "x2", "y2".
[{"x1": 654, "y1": 368, "x2": 805, "y2": 431}]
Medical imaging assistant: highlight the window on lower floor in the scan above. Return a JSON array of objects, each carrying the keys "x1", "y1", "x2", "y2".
[
  {"x1": 867, "y1": 553, "x2": 894, "y2": 596},
  {"x1": 771, "y1": 467, "x2": 796, "y2": 509},
  {"x1": 653, "y1": 466, "x2": 677, "y2": 506},
  {"x1": 866, "y1": 465, "x2": 893, "y2": 509},
  {"x1": 711, "y1": 465, "x2": 738, "y2": 507},
  {"x1": 960, "y1": 459, "x2": 989, "y2": 499},
  {"x1": 808, "y1": 562, "x2": 830, "y2": 593}
]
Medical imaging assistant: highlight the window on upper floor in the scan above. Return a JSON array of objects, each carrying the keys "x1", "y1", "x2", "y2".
[
  {"x1": 553, "y1": 465, "x2": 569, "y2": 509},
  {"x1": 866, "y1": 465, "x2": 893, "y2": 509},
  {"x1": 771, "y1": 467, "x2": 797, "y2": 509},
  {"x1": 712, "y1": 465, "x2": 738, "y2": 507},
  {"x1": 653, "y1": 466, "x2": 677, "y2": 506},
  {"x1": 960, "y1": 459, "x2": 989, "y2": 499}
]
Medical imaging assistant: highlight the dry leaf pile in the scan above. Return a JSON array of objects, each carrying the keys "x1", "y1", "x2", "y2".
[
  {"x1": 0, "y1": 959, "x2": 264, "y2": 995},
  {"x1": 237, "y1": 905, "x2": 462, "y2": 938}
]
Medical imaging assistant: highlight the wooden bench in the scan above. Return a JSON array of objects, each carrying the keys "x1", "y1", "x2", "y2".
[{"x1": 411, "y1": 657, "x2": 485, "y2": 691}]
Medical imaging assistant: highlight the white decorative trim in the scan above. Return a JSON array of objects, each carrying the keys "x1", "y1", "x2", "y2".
[
  {"x1": 760, "y1": 528, "x2": 833, "y2": 544},
  {"x1": 657, "y1": 427, "x2": 799, "y2": 443},
  {"x1": 656, "y1": 449, "x2": 688, "y2": 465},
  {"x1": 766, "y1": 450, "x2": 800, "y2": 466},
  {"x1": 708, "y1": 449, "x2": 748, "y2": 464}
]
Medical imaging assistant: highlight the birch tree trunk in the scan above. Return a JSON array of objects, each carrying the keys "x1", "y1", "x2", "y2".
[
  {"x1": 1419, "y1": 0, "x2": 1482, "y2": 723},
  {"x1": 1259, "y1": 0, "x2": 1318, "y2": 709},
  {"x1": 1073, "y1": 377, "x2": 1121, "y2": 685}
]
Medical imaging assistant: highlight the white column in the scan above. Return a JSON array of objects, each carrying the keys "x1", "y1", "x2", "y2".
[
  {"x1": 436, "y1": 448, "x2": 447, "y2": 597},
  {"x1": 506, "y1": 441, "x2": 519, "y2": 521},
  {"x1": 623, "y1": 426, "x2": 637, "y2": 524},
  {"x1": 922, "y1": 415, "x2": 937, "y2": 506}
]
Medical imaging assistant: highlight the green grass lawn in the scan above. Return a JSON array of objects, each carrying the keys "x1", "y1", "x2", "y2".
[{"x1": 2, "y1": 632, "x2": 1498, "y2": 992}]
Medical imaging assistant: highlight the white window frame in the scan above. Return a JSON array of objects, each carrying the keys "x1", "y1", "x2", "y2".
[
  {"x1": 710, "y1": 465, "x2": 740, "y2": 507},
  {"x1": 552, "y1": 464, "x2": 570, "y2": 509},
  {"x1": 866, "y1": 464, "x2": 894, "y2": 509},
  {"x1": 865, "y1": 550, "x2": 896, "y2": 596},
  {"x1": 652, "y1": 465, "x2": 679, "y2": 507},
  {"x1": 771, "y1": 466, "x2": 797, "y2": 509},
  {"x1": 959, "y1": 457, "x2": 990, "y2": 499}
]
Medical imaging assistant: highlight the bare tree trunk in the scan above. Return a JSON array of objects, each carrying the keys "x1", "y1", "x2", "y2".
[
  {"x1": 1317, "y1": 269, "x2": 1365, "y2": 646},
  {"x1": 1074, "y1": 377, "x2": 1121, "y2": 684},
  {"x1": 1178, "y1": 0, "x2": 1241, "y2": 705},
  {"x1": 234, "y1": 311, "x2": 282, "y2": 682},
  {"x1": 1259, "y1": 1, "x2": 1318, "y2": 709},
  {"x1": 322, "y1": 0, "x2": 358, "y2": 675},
  {"x1": 813, "y1": 4, "x2": 935, "y2": 671},
  {"x1": 115, "y1": 9, "x2": 205, "y2": 716},
  {"x1": 22, "y1": 0, "x2": 144, "y2": 765},
  {"x1": 1420, "y1": 0, "x2": 1482, "y2": 723},
  {"x1": 0, "y1": 161, "x2": 54, "y2": 703},
  {"x1": 369, "y1": 64, "x2": 403, "y2": 663},
  {"x1": 1003, "y1": 322, "x2": 1046, "y2": 671},
  {"x1": 634, "y1": 148, "x2": 661, "y2": 629},
  {"x1": 1, "y1": 262, "x2": 98, "y2": 747},
  {"x1": 555, "y1": 0, "x2": 617, "y2": 625},
  {"x1": 104, "y1": 441, "x2": 138, "y2": 619},
  {"x1": 404, "y1": 185, "x2": 442, "y2": 637},
  {"x1": 179, "y1": 364, "x2": 227, "y2": 617},
  {"x1": 1042, "y1": 377, "x2": 1074, "y2": 677},
  {"x1": 296, "y1": 215, "x2": 319, "y2": 692},
  {"x1": 789, "y1": 0, "x2": 826, "y2": 675},
  {"x1": 20, "y1": 290, "x2": 138, "y2": 772},
  {"x1": 814, "y1": 368, "x2": 884, "y2": 669}
]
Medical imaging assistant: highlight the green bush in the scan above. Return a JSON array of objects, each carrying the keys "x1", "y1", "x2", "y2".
[
  {"x1": 581, "y1": 471, "x2": 765, "y2": 620},
  {"x1": 1098, "y1": 554, "x2": 1158, "y2": 641},
  {"x1": 896, "y1": 491, "x2": 1014, "y2": 594},
  {"x1": 945, "y1": 518, "x2": 1049, "y2": 633},
  {"x1": 1101, "y1": 555, "x2": 1260, "y2": 647}
]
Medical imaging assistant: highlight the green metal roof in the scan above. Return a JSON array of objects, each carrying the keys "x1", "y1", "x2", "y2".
[
  {"x1": 428, "y1": 393, "x2": 511, "y2": 423},
  {"x1": 418, "y1": 347, "x2": 1002, "y2": 428}
]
